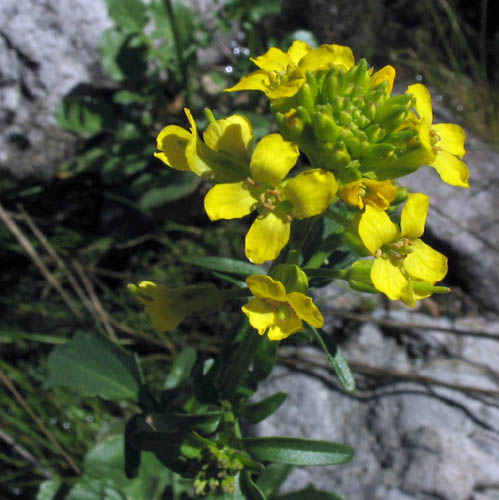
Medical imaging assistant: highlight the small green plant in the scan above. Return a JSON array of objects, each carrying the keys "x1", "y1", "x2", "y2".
[{"x1": 38, "y1": 40, "x2": 470, "y2": 499}]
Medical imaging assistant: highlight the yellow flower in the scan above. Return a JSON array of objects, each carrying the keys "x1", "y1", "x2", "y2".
[
  {"x1": 128, "y1": 281, "x2": 222, "y2": 332},
  {"x1": 242, "y1": 275, "x2": 323, "y2": 341},
  {"x1": 407, "y1": 84, "x2": 469, "y2": 188},
  {"x1": 204, "y1": 133, "x2": 337, "y2": 264},
  {"x1": 358, "y1": 193, "x2": 448, "y2": 307},
  {"x1": 154, "y1": 108, "x2": 253, "y2": 182},
  {"x1": 370, "y1": 65, "x2": 396, "y2": 94},
  {"x1": 339, "y1": 178, "x2": 397, "y2": 211},
  {"x1": 225, "y1": 41, "x2": 354, "y2": 99}
]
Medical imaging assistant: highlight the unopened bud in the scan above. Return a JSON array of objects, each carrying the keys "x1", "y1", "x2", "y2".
[{"x1": 311, "y1": 111, "x2": 339, "y2": 143}]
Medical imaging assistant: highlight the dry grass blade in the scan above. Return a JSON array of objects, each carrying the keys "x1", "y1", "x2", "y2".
[
  {"x1": 0, "y1": 369, "x2": 81, "y2": 475},
  {"x1": 0, "y1": 202, "x2": 83, "y2": 320}
]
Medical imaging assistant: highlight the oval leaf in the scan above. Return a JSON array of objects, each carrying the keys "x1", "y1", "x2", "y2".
[
  {"x1": 164, "y1": 347, "x2": 197, "y2": 390},
  {"x1": 44, "y1": 332, "x2": 141, "y2": 401},
  {"x1": 243, "y1": 437, "x2": 354, "y2": 466}
]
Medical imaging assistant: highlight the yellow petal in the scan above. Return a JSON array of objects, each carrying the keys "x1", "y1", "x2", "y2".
[
  {"x1": 203, "y1": 115, "x2": 253, "y2": 158},
  {"x1": 287, "y1": 40, "x2": 313, "y2": 65},
  {"x1": 299, "y1": 44, "x2": 354, "y2": 72},
  {"x1": 287, "y1": 292, "x2": 324, "y2": 328},
  {"x1": 371, "y1": 257, "x2": 408, "y2": 300},
  {"x1": 224, "y1": 70, "x2": 271, "y2": 93},
  {"x1": 242, "y1": 297, "x2": 277, "y2": 335},
  {"x1": 401, "y1": 193, "x2": 429, "y2": 239},
  {"x1": 265, "y1": 70, "x2": 306, "y2": 99},
  {"x1": 267, "y1": 311, "x2": 303, "y2": 341},
  {"x1": 339, "y1": 180, "x2": 364, "y2": 209},
  {"x1": 204, "y1": 182, "x2": 257, "y2": 221},
  {"x1": 431, "y1": 150, "x2": 470, "y2": 188},
  {"x1": 404, "y1": 239, "x2": 448, "y2": 284},
  {"x1": 250, "y1": 134, "x2": 299, "y2": 186},
  {"x1": 135, "y1": 281, "x2": 184, "y2": 332},
  {"x1": 358, "y1": 205, "x2": 399, "y2": 254},
  {"x1": 283, "y1": 169, "x2": 337, "y2": 218},
  {"x1": 245, "y1": 212, "x2": 291, "y2": 264},
  {"x1": 407, "y1": 83, "x2": 433, "y2": 124},
  {"x1": 246, "y1": 275, "x2": 287, "y2": 301},
  {"x1": 371, "y1": 65, "x2": 396, "y2": 94},
  {"x1": 251, "y1": 47, "x2": 293, "y2": 72},
  {"x1": 417, "y1": 116, "x2": 436, "y2": 160},
  {"x1": 154, "y1": 125, "x2": 191, "y2": 171},
  {"x1": 432, "y1": 123, "x2": 466, "y2": 158},
  {"x1": 362, "y1": 179, "x2": 397, "y2": 211}
]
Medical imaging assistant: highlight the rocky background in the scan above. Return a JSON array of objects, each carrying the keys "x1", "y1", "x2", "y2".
[{"x1": 1, "y1": 1, "x2": 499, "y2": 499}]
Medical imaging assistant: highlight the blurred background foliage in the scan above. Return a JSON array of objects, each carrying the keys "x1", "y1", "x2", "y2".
[{"x1": 0, "y1": 0, "x2": 497, "y2": 498}]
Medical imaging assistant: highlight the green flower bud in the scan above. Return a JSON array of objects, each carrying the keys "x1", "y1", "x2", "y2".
[
  {"x1": 311, "y1": 111, "x2": 339, "y2": 143},
  {"x1": 296, "y1": 81, "x2": 316, "y2": 112},
  {"x1": 364, "y1": 123, "x2": 386, "y2": 143},
  {"x1": 345, "y1": 260, "x2": 377, "y2": 293}
]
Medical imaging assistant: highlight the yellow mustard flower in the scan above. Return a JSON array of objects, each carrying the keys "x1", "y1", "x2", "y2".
[
  {"x1": 339, "y1": 178, "x2": 397, "y2": 211},
  {"x1": 154, "y1": 108, "x2": 253, "y2": 181},
  {"x1": 358, "y1": 193, "x2": 448, "y2": 307},
  {"x1": 242, "y1": 275, "x2": 324, "y2": 341},
  {"x1": 204, "y1": 133, "x2": 337, "y2": 264},
  {"x1": 128, "y1": 281, "x2": 222, "y2": 332},
  {"x1": 407, "y1": 84, "x2": 469, "y2": 188},
  {"x1": 225, "y1": 40, "x2": 354, "y2": 99}
]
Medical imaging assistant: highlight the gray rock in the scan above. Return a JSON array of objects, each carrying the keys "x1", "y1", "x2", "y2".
[
  {"x1": 0, "y1": 0, "x2": 112, "y2": 179},
  {"x1": 253, "y1": 312, "x2": 499, "y2": 499}
]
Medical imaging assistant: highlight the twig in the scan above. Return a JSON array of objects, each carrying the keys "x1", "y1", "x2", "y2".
[
  {"x1": 0, "y1": 202, "x2": 83, "y2": 320},
  {"x1": 327, "y1": 309, "x2": 499, "y2": 341},
  {"x1": 0, "y1": 369, "x2": 81, "y2": 475},
  {"x1": 72, "y1": 260, "x2": 117, "y2": 340},
  {"x1": 15, "y1": 204, "x2": 97, "y2": 317},
  {"x1": 0, "y1": 427, "x2": 53, "y2": 478}
]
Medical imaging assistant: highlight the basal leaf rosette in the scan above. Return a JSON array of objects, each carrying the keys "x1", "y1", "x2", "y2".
[
  {"x1": 154, "y1": 108, "x2": 253, "y2": 182},
  {"x1": 204, "y1": 133, "x2": 337, "y2": 264},
  {"x1": 358, "y1": 193, "x2": 448, "y2": 307},
  {"x1": 225, "y1": 40, "x2": 354, "y2": 99},
  {"x1": 242, "y1": 275, "x2": 324, "y2": 341}
]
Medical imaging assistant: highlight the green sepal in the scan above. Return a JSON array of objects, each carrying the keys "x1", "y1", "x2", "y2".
[
  {"x1": 270, "y1": 264, "x2": 309, "y2": 294},
  {"x1": 243, "y1": 437, "x2": 354, "y2": 466},
  {"x1": 239, "y1": 470, "x2": 266, "y2": 500}
]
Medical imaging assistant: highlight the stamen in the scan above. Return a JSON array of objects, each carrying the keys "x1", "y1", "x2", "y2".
[{"x1": 246, "y1": 176, "x2": 256, "y2": 186}]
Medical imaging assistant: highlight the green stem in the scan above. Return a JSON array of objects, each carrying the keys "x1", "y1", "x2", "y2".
[
  {"x1": 163, "y1": 0, "x2": 189, "y2": 98},
  {"x1": 219, "y1": 288, "x2": 252, "y2": 301}
]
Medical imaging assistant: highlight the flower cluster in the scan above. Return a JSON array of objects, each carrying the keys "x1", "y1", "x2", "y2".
[{"x1": 132, "y1": 40, "x2": 469, "y2": 339}]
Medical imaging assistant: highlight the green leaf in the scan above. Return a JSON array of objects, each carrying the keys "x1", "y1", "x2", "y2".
[
  {"x1": 275, "y1": 486, "x2": 350, "y2": 500},
  {"x1": 239, "y1": 469, "x2": 266, "y2": 500},
  {"x1": 66, "y1": 436, "x2": 172, "y2": 500},
  {"x1": 36, "y1": 480, "x2": 62, "y2": 500},
  {"x1": 164, "y1": 347, "x2": 197, "y2": 390},
  {"x1": 138, "y1": 172, "x2": 200, "y2": 210},
  {"x1": 256, "y1": 463, "x2": 293, "y2": 498},
  {"x1": 306, "y1": 326, "x2": 355, "y2": 394},
  {"x1": 239, "y1": 392, "x2": 287, "y2": 424},
  {"x1": 100, "y1": 28, "x2": 129, "y2": 81},
  {"x1": 243, "y1": 437, "x2": 354, "y2": 466},
  {"x1": 150, "y1": 411, "x2": 223, "y2": 435},
  {"x1": 251, "y1": 337, "x2": 278, "y2": 382},
  {"x1": 124, "y1": 415, "x2": 143, "y2": 479},
  {"x1": 56, "y1": 95, "x2": 113, "y2": 135},
  {"x1": 44, "y1": 331, "x2": 141, "y2": 401},
  {"x1": 181, "y1": 256, "x2": 266, "y2": 277},
  {"x1": 105, "y1": 0, "x2": 147, "y2": 32}
]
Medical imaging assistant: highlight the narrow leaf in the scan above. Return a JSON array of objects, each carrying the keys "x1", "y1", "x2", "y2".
[
  {"x1": 150, "y1": 411, "x2": 223, "y2": 435},
  {"x1": 307, "y1": 326, "x2": 355, "y2": 394},
  {"x1": 239, "y1": 470, "x2": 266, "y2": 500},
  {"x1": 181, "y1": 256, "x2": 265, "y2": 277},
  {"x1": 256, "y1": 463, "x2": 293, "y2": 498},
  {"x1": 239, "y1": 392, "x2": 287, "y2": 424},
  {"x1": 243, "y1": 437, "x2": 354, "y2": 466},
  {"x1": 44, "y1": 331, "x2": 141, "y2": 401},
  {"x1": 164, "y1": 347, "x2": 197, "y2": 390}
]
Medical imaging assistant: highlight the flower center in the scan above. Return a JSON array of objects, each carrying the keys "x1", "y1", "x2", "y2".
[
  {"x1": 377, "y1": 237, "x2": 414, "y2": 261},
  {"x1": 429, "y1": 129, "x2": 442, "y2": 153}
]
